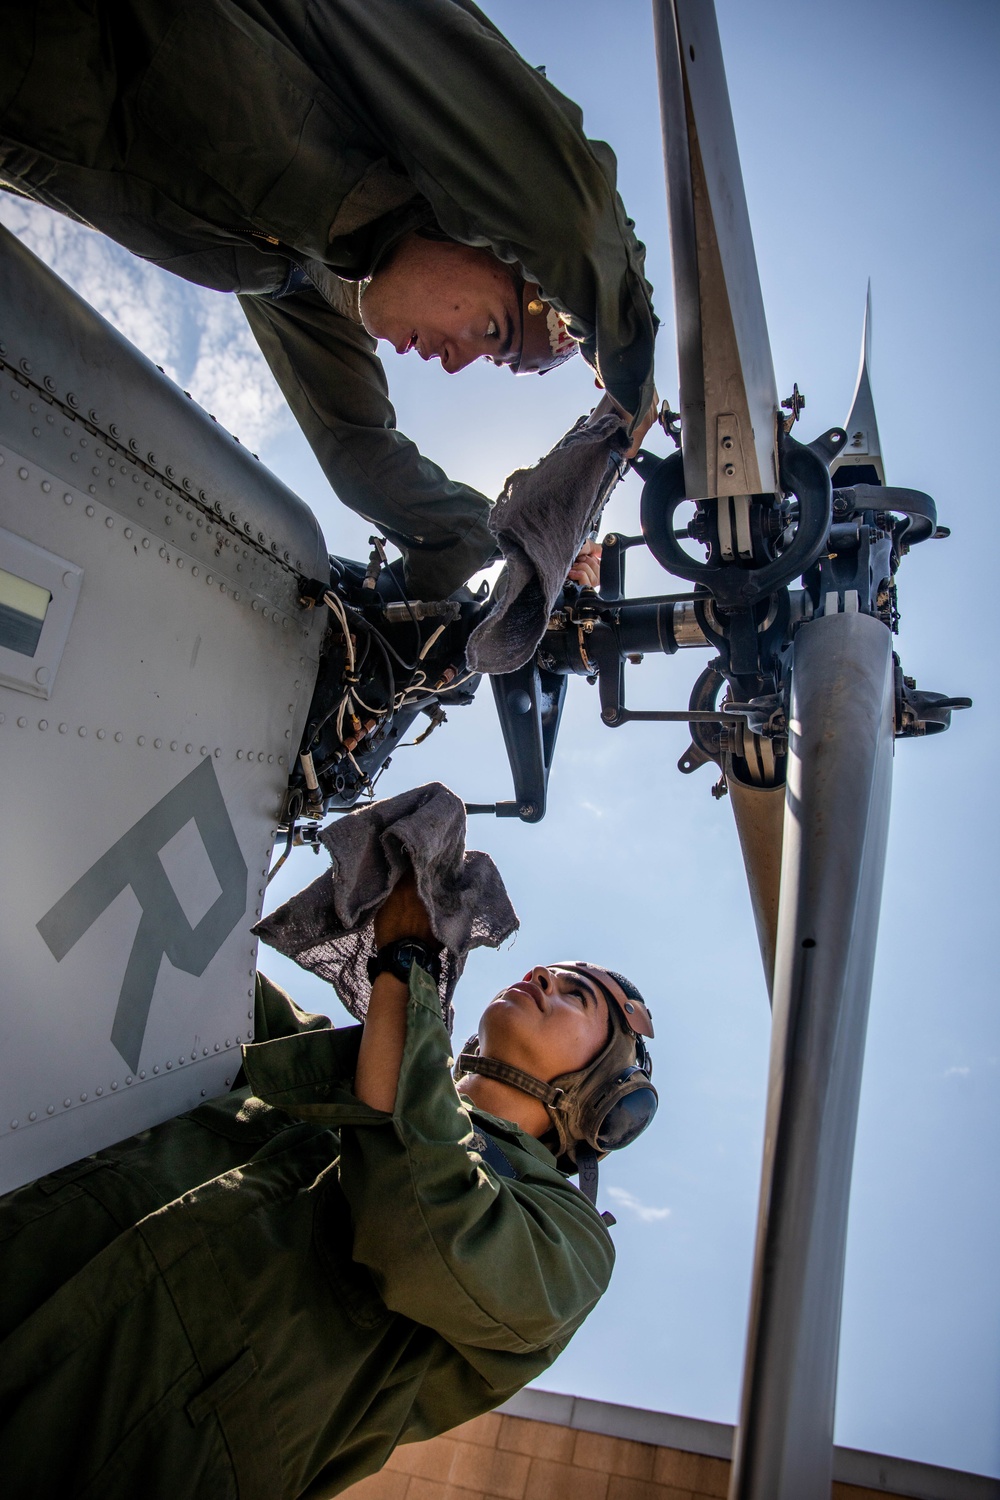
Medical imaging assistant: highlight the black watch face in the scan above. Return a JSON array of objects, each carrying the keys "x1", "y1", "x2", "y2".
[{"x1": 370, "y1": 940, "x2": 439, "y2": 987}]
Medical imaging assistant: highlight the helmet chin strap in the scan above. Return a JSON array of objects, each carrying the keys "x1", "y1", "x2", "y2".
[
  {"x1": 575, "y1": 1144, "x2": 600, "y2": 1208},
  {"x1": 456, "y1": 1052, "x2": 612, "y2": 1221},
  {"x1": 456, "y1": 1051, "x2": 564, "y2": 1109}
]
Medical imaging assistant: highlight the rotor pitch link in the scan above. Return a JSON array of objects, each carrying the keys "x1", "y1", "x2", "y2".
[
  {"x1": 602, "y1": 707, "x2": 741, "y2": 725},
  {"x1": 601, "y1": 701, "x2": 780, "y2": 724}
]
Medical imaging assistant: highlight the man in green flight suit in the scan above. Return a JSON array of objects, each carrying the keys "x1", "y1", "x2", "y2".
[
  {"x1": 0, "y1": 0, "x2": 658, "y2": 599},
  {"x1": 0, "y1": 870, "x2": 658, "y2": 1499}
]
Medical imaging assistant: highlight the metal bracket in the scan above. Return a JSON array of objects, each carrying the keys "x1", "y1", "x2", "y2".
[
  {"x1": 716, "y1": 412, "x2": 752, "y2": 496},
  {"x1": 893, "y1": 655, "x2": 972, "y2": 738}
]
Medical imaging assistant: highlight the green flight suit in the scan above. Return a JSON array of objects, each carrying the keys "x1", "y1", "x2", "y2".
[
  {"x1": 0, "y1": 967, "x2": 614, "y2": 1500},
  {"x1": 0, "y1": 0, "x2": 657, "y2": 598}
]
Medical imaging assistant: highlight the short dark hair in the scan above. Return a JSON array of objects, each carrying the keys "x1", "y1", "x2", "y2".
[
  {"x1": 605, "y1": 969, "x2": 645, "y2": 1004},
  {"x1": 584, "y1": 969, "x2": 647, "y2": 1045}
]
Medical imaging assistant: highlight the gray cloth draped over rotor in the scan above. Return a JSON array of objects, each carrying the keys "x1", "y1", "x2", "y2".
[
  {"x1": 465, "y1": 409, "x2": 629, "y2": 675},
  {"x1": 253, "y1": 783, "x2": 518, "y2": 1027}
]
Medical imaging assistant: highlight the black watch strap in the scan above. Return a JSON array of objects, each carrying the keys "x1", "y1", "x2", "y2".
[{"x1": 367, "y1": 939, "x2": 442, "y2": 988}]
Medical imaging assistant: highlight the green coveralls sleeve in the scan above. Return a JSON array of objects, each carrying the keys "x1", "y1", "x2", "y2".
[
  {"x1": 309, "y1": 0, "x2": 658, "y2": 426},
  {"x1": 244, "y1": 966, "x2": 615, "y2": 1362},
  {"x1": 238, "y1": 283, "x2": 498, "y2": 599},
  {"x1": 251, "y1": 970, "x2": 335, "y2": 1041}
]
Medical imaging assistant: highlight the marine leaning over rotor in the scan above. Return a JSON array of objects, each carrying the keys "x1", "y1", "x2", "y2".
[{"x1": 0, "y1": 0, "x2": 658, "y2": 599}]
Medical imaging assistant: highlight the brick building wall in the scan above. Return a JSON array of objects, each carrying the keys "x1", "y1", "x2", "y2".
[
  {"x1": 340, "y1": 1409, "x2": 732, "y2": 1500},
  {"x1": 332, "y1": 1392, "x2": 1000, "y2": 1500}
]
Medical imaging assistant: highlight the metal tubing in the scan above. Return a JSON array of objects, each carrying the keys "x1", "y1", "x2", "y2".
[{"x1": 729, "y1": 612, "x2": 895, "y2": 1500}]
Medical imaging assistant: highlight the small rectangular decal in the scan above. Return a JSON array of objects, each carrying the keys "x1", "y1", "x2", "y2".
[{"x1": 0, "y1": 566, "x2": 51, "y2": 656}]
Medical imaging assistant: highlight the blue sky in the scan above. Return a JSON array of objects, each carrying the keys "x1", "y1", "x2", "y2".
[{"x1": 5, "y1": 0, "x2": 997, "y2": 1477}]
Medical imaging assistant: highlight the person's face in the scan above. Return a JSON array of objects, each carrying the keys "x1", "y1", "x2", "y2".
[
  {"x1": 478, "y1": 965, "x2": 610, "y2": 1082},
  {"x1": 360, "y1": 234, "x2": 521, "y2": 374}
]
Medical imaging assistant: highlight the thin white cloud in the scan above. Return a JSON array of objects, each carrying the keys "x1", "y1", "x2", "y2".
[
  {"x1": 944, "y1": 1066, "x2": 971, "y2": 1078},
  {"x1": 0, "y1": 197, "x2": 289, "y2": 451},
  {"x1": 607, "y1": 1185, "x2": 671, "y2": 1224}
]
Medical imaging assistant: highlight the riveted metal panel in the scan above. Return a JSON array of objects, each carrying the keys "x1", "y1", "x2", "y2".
[
  {"x1": 0, "y1": 225, "x2": 328, "y2": 584},
  {"x1": 0, "y1": 235, "x2": 328, "y2": 1193}
]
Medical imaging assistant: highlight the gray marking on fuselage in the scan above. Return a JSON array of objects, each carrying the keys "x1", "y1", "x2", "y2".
[{"x1": 37, "y1": 758, "x2": 249, "y2": 1070}]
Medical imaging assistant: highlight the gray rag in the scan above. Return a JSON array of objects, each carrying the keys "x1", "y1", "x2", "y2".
[
  {"x1": 253, "y1": 782, "x2": 518, "y2": 1029},
  {"x1": 466, "y1": 409, "x2": 628, "y2": 675}
]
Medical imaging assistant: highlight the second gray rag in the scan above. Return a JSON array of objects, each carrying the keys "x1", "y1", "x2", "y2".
[
  {"x1": 465, "y1": 406, "x2": 628, "y2": 676},
  {"x1": 253, "y1": 782, "x2": 518, "y2": 1028}
]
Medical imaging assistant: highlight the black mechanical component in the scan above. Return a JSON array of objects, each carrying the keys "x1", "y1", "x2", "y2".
[
  {"x1": 800, "y1": 482, "x2": 945, "y2": 630},
  {"x1": 490, "y1": 664, "x2": 568, "y2": 822},
  {"x1": 281, "y1": 428, "x2": 968, "y2": 830},
  {"x1": 286, "y1": 554, "x2": 485, "y2": 821},
  {"x1": 517, "y1": 422, "x2": 969, "y2": 811},
  {"x1": 893, "y1": 657, "x2": 972, "y2": 737},
  {"x1": 636, "y1": 430, "x2": 834, "y2": 609},
  {"x1": 780, "y1": 382, "x2": 806, "y2": 425}
]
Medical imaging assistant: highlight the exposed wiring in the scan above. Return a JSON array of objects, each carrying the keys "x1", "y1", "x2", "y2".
[
  {"x1": 402, "y1": 669, "x2": 478, "y2": 703},
  {"x1": 378, "y1": 545, "x2": 423, "y2": 662},
  {"x1": 418, "y1": 623, "x2": 446, "y2": 660},
  {"x1": 323, "y1": 591, "x2": 355, "y2": 675},
  {"x1": 398, "y1": 706, "x2": 448, "y2": 748},
  {"x1": 337, "y1": 600, "x2": 417, "y2": 673},
  {"x1": 350, "y1": 687, "x2": 386, "y2": 716},
  {"x1": 395, "y1": 670, "x2": 427, "y2": 710},
  {"x1": 301, "y1": 579, "x2": 468, "y2": 808}
]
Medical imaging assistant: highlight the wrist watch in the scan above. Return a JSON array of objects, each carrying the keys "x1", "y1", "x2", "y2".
[{"x1": 367, "y1": 938, "x2": 442, "y2": 987}]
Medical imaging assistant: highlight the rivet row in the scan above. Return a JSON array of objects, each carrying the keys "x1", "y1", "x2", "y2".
[
  {"x1": 0, "y1": 374, "x2": 307, "y2": 572},
  {"x1": 7, "y1": 455, "x2": 302, "y2": 626},
  {"x1": 8, "y1": 1037, "x2": 252, "y2": 1130},
  {"x1": 0, "y1": 720, "x2": 286, "y2": 767}
]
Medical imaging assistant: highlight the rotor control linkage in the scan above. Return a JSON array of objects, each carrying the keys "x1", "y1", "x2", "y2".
[
  {"x1": 637, "y1": 431, "x2": 835, "y2": 609},
  {"x1": 831, "y1": 483, "x2": 947, "y2": 547},
  {"x1": 893, "y1": 657, "x2": 972, "y2": 737}
]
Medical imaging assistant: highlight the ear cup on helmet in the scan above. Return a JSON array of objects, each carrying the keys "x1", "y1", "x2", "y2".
[{"x1": 594, "y1": 1072, "x2": 659, "y2": 1151}]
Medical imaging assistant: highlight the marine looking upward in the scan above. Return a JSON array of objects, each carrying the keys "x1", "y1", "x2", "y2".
[{"x1": 0, "y1": 863, "x2": 657, "y2": 1499}]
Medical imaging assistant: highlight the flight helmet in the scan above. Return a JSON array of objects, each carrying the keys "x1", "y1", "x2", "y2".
[{"x1": 455, "y1": 963, "x2": 657, "y2": 1196}]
